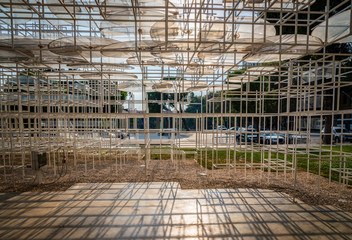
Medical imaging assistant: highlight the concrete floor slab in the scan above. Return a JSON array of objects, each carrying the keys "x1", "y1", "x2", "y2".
[{"x1": 0, "y1": 182, "x2": 351, "y2": 239}]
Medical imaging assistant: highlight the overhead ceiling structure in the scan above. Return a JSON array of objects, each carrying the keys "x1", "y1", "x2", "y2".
[
  {"x1": 0, "y1": 0, "x2": 341, "y2": 93},
  {"x1": 0, "y1": 0, "x2": 352, "y2": 203}
]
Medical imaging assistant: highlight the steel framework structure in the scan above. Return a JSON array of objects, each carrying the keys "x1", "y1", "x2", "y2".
[{"x1": 0, "y1": 0, "x2": 351, "y2": 198}]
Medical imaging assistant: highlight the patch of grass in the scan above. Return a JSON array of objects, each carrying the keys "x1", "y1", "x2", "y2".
[
  {"x1": 321, "y1": 145, "x2": 352, "y2": 152},
  {"x1": 194, "y1": 149, "x2": 268, "y2": 169},
  {"x1": 184, "y1": 147, "x2": 352, "y2": 184},
  {"x1": 141, "y1": 147, "x2": 352, "y2": 184},
  {"x1": 295, "y1": 150, "x2": 352, "y2": 183}
]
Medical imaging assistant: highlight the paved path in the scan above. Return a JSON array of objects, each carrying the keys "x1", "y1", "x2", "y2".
[{"x1": 0, "y1": 182, "x2": 351, "y2": 239}]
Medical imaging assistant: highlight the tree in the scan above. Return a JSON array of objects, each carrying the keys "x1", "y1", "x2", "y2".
[
  {"x1": 266, "y1": 0, "x2": 352, "y2": 141},
  {"x1": 184, "y1": 92, "x2": 202, "y2": 130},
  {"x1": 147, "y1": 88, "x2": 191, "y2": 131}
]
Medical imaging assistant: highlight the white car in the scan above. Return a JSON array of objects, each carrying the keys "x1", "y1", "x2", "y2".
[
  {"x1": 260, "y1": 132, "x2": 285, "y2": 144},
  {"x1": 215, "y1": 126, "x2": 227, "y2": 130},
  {"x1": 287, "y1": 134, "x2": 307, "y2": 144},
  {"x1": 322, "y1": 127, "x2": 352, "y2": 143}
]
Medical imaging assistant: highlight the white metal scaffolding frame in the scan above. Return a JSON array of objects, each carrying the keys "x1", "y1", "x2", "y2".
[{"x1": 0, "y1": 0, "x2": 351, "y2": 200}]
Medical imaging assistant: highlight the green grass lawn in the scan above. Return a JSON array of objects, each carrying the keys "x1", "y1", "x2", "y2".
[
  {"x1": 181, "y1": 147, "x2": 352, "y2": 184},
  {"x1": 294, "y1": 146, "x2": 352, "y2": 182},
  {"x1": 321, "y1": 145, "x2": 352, "y2": 152},
  {"x1": 143, "y1": 146, "x2": 352, "y2": 184}
]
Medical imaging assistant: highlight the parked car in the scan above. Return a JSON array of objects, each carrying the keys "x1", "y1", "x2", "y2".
[
  {"x1": 322, "y1": 127, "x2": 352, "y2": 143},
  {"x1": 110, "y1": 130, "x2": 129, "y2": 139},
  {"x1": 287, "y1": 134, "x2": 307, "y2": 144},
  {"x1": 247, "y1": 125, "x2": 256, "y2": 130},
  {"x1": 226, "y1": 127, "x2": 236, "y2": 135},
  {"x1": 260, "y1": 132, "x2": 285, "y2": 144},
  {"x1": 235, "y1": 127, "x2": 246, "y2": 140},
  {"x1": 281, "y1": 133, "x2": 308, "y2": 144},
  {"x1": 215, "y1": 126, "x2": 227, "y2": 130},
  {"x1": 237, "y1": 127, "x2": 258, "y2": 143}
]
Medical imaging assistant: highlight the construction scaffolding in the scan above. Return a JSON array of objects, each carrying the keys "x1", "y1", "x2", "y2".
[{"x1": 0, "y1": 0, "x2": 351, "y2": 197}]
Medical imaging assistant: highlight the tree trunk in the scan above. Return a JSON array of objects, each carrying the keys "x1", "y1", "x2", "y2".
[
  {"x1": 323, "y1": 89, "x2": 333, "y2": 144},
  {"x1": 178, "y1": 102, "x2": 190, "y2": 131},
  {"x1": 323, "y1": 115, "x2": 332, "y2": 144}
]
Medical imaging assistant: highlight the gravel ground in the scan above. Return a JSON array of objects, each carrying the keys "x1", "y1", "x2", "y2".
[{"x1": 0, "y1": 156, "x2": 351, "y2": 212}]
